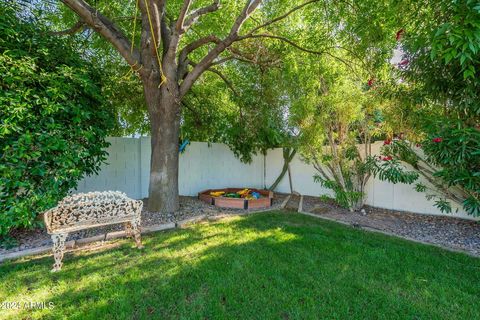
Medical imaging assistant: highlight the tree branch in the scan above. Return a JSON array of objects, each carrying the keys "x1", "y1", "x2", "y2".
[
  {"x1": 176, "y1": 0, "x2": 193, "y2": 32},
  {"x1": 179, "y1": 35, "x2": 221, "y2": 61},
  {"x1": 180, "y1": 0, "x2": 262, "y2": 98},
  {"x1": 160, "y1": 10, "x2": 171, "y2": 51},
  {"x1": 236, "y1": 34, "x2": 361, "y2": 74},
  {"x1": 181, "y1": 100, "x2": 203, "y2": 126},
  {"x1": 188, "y1": 61, "x2": 238, "y2": 96},
  {"x1": 246, "y1": 0, "x2": 320, "y2": 36},
  {"x1": 228, "y1": 0, "x2": 262, "y2": 38},
  {"x1": 177, "y1": 35, "x2": 222, "y2": 80},
  {"x1": 183, "y1": 0, "x2": 221, "y2": 31},
  {"x1": 236, "y1": 34, "x2": 327, "y2": 55},
  {"x1": 61, "y1": 0, "x2": 141, "y2": 69},
  {"x1": 206, "y1": 68, "x2": 239, "y2": 96},
  {"x1": 210, "y1": 56, "x2": 234, "y2": 66},
  {"x1": 49, "y1": 19, "x2": 85, "y2": 36}
]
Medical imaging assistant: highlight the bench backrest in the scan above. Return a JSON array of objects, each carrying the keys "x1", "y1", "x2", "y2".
[{"x1": 44, "y1": 191, "x2": 142, "y2": 233}]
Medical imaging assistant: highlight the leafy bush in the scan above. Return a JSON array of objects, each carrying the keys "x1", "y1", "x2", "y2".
[
  {"x1": 0, "y1": 5, "x2": 114, "y2": 239},
  {"x1": 294, "y1": 58, "x2": 377, "y2": 212},
  {"x1": 380, "y1": 1, "x2": 480, "y2": 216},
  {"x1": 369, "y1": 139, "x2": 479, "y2": 216}
]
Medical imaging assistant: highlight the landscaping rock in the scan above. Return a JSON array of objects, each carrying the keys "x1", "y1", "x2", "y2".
[{"x1": 301, "y1": 195, "x2": 480, "y2": 256}]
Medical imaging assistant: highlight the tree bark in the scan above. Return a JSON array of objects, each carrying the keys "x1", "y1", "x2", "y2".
[
  {"x1": 269, "y1": 148, "x2": 296, "y2": 191},
  {"x1": 144, "y1": 81, "x2": 181, "y2": 213}
]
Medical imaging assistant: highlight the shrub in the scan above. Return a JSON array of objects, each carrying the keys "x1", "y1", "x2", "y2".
[
  {"x1": 379, "y1": 1, "x2": 480, "y2": 216},
  {"x1": 0, "y1": 5, "x2": 114, "y2": 240}
]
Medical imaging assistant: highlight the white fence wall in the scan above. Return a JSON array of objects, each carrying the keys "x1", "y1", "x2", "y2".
[
  {"x1": 77, "y1": 138, "x2": 265, "y2": 199},
  {"x1": 75, "y1": 137, "x2": 472, "y2": 219}
]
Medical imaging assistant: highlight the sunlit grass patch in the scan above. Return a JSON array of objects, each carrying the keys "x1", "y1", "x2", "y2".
[{"x1": 1, "y1": 211, "x2": 479, "y2": 319}]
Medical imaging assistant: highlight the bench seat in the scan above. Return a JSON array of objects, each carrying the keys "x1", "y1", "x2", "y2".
[{"x1": 43, "y1": 191, "x2": 143, "y2": 271}]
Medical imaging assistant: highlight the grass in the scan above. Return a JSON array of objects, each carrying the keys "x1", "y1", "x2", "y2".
[{"x1": 1, "y1": 211, "x2": 479, "y2": 320}]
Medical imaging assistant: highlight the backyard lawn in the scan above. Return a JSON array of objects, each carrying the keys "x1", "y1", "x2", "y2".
[{"x1": 1, "y1": 211, "x2": 479, "y2": 320}]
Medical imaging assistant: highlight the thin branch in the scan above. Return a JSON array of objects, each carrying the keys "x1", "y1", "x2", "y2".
[
  {"x1": 211, "y1": 52, "x2": 281, "y2": 67},
  {"x1": 236, "y1": 34, "x2": 361, "y2": 75},
  {"x1": 179, "y1": 35, "x2": 221, "y2": 60},
  {"x1": 207, "y1": 68, "x2": 239, "y2": 96},
  {"x1": 181, "y1": 100, "x2": 203, "y2": 126},
  {"x1": 176, "y1": 0, "x2": 193, "y2": 32},
  {"x1": 183, "y1": 0, "x2": 221, "y2": 31},
  {"x1": 61, "y1": 0, "x2": 141, "y2": 69},
  {"x1": 228, "y1": 0, "x2": 263, "y2": 38},
  {"x1": 189, "y1": 61, "x2": 238, "y2": 96},
  {"x1": 49, "y1": 19, "x2": 85, "y2": 36},
  {"x1": 246, "y1": 0, "x2": 320, "y2": 35},
  {"x1": 210, "y1": 56, "x2": 234, "y2": 66},
  {"x1": 177, "y1": 35, "x2": 221, "y2": 79},
  {"x1": 236, "y1": 34, "x2": 327, "y2": 55},
  {"x1": 180, "y1": 0, "x2": 262, "y2": 98}
]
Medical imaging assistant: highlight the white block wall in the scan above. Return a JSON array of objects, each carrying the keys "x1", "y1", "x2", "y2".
[
  {"x1": 77, "y1": 138, "x2": 265, "y2": 199},
  {"x1": 75, "y1": 137, "x2": 473, "y2": 219}
]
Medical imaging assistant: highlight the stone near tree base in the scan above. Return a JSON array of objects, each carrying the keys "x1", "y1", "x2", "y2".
[
  {"x1": 143, "y1": 222, "x2": 176, "y2": 234},
  {"x1": 43, "y1": 191, "x2": 143, "y2": 272}
]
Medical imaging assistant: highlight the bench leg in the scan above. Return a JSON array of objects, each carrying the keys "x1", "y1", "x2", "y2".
[
  {"x1": 124, "y1": 222, "x2": 133, "y2": 238},
  {"x1": 51, "y1": 233, "x2": 68, "y2": 272},
  {"x1": 131, "y1": 218, "x2": 144, "y2": 249}
]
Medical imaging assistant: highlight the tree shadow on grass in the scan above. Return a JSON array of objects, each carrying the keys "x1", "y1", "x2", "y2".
[{"x1": 1, "y1": 212, "x2": 480, "y2": 320}]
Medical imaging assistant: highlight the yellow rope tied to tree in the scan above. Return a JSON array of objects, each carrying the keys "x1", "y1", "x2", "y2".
[
  {"x1": 124, "y1": 0, "x2": 143, "y2": 80},
  {"x1": 128, "y1": 0, "x2": 167, "y2": 87},
  {"x1": 144, "y1": 0, "x2": 167, "y2": 88}
]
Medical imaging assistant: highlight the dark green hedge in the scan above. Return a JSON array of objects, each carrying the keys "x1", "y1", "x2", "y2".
[{"x1": 0, "y1": 4, "x2": 114, "y2": 239}]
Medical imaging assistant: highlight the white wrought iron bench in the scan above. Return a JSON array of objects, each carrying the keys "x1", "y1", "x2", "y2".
[{"x1": 43, "y1": 191, "x2": 143, "y2": 272}]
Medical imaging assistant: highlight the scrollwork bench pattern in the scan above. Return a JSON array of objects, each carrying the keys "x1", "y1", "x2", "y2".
[{"x1": 43, "y1": 191, "x2": 143, "y2": 272}]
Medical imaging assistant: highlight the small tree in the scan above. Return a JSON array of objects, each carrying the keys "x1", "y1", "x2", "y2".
[
  {"x1": 293, "y1": 60, "x2": 375, "y2": 211},
  {"x1": 0, "y1": 5, "x2": 113, "y2": 240}
]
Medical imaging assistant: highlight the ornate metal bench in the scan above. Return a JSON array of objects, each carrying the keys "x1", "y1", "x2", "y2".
[{"x1": 43, "y1": 191, "x2": 143, "y2": 272}]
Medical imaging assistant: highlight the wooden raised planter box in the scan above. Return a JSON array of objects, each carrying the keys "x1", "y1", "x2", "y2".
[{"x1": 198, "y1": 188, "x2": 273, "y2": 209}]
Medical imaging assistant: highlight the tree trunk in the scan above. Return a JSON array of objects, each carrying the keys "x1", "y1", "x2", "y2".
[
  {"x1": 145, "y1": 81, "x2": 181, "y2": 213},
  {"x1": 269, "y1": 148, "x2": 296, "y2": 191}
]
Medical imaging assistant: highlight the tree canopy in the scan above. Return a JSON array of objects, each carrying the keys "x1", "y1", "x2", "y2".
[{"x1": 6, "y1": 0, "x2": 478, "y2": 216}]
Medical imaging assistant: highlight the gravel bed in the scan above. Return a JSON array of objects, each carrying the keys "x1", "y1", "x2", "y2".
[
  {"x1": 6, "y1": 193, "x2": 477, "y2": 258},
  {"x1": 1, "y1": 194, "x2": 288, "y2": 256},
  {"x1": 302, "y1": 195, "x2": 480, "y2": 256}
]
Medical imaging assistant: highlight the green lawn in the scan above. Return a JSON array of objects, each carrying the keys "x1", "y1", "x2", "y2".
[{"x1": 1, "y1": 212, "x2": 479, "y2": 320}]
